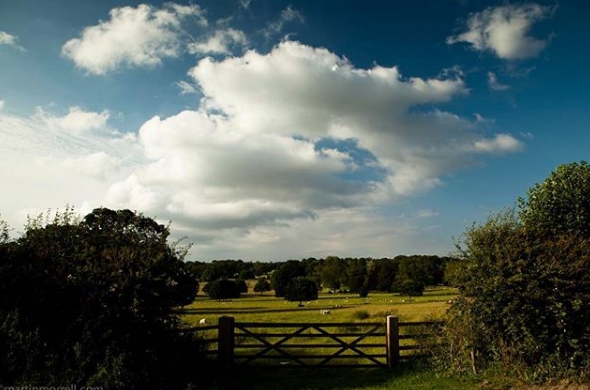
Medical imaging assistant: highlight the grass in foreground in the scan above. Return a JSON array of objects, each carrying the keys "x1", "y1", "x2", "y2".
[{"x1": 197, "y1": 362, "x2": 479, "y2": 390}]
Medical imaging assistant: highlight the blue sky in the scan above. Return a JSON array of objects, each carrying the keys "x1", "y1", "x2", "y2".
[{"x1": 1, "y1": 0, "x2": 589, "y2": 261}]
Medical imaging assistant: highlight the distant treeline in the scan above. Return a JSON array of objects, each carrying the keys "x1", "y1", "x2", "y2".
[{"x1": 185, "y1": 255, "x2": 458, "y2": 294}]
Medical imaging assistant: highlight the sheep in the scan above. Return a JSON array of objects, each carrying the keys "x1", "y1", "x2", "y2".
[
  {"x1": 320, "y1": 309, "x2": 331, "y2": 315},
  {"x1": 199, "y1": 318, "x2": 207, "y2": 325}
]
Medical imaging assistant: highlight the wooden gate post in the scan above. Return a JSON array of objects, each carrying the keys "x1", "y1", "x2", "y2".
[
  {"x1": 218, "y1": 316, "x2": 235, "y2": 366},
  {"x1": 386, "y1": 315, "x2": 400, "y2": 369}
]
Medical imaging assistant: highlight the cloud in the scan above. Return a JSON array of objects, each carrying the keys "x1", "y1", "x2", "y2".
[
  {"x1": 472, "y1": 134, "x2": 524, "y2": 153},
  {"x1": 188, "y1": 28, "x2": 248, "y2": 55},
  {"x1": 487, "y1": 71, "x2": 510, "y2": 91},
  {"x1": 62, "y1": 3, "x2": 206, "y2": 74},
  {"x1": 176, "y1": 80, "x2": 198, "y2": 95},
  {"x1": 416, "y1": 209, "x2": 439, "y2": 219},
  {"x1": 187, "y1": 41, "x2": 521, "y2": 196},
  {"x1": 34, "y1": 106, "x2": 110, "y2": 135},
  {"x1": 100, "y1": 40, "x2": 523, "y2": 250},
  {"x1": 263, "y1": 6, "x2": 304, "y2": 38},
  {"x1": 0, "y1": 31, "x2": 24, "y2": 51},
  {"x1": 239, "y1": 0, "x2": 252, "y2": 10},
  {"x1": 447, "y1": 3, "x2": 554, "y2": 60},
  {"x1": 0, "y1": 109, "x2": 141, "y2": 235},
  {"x1": 0, "y1": 100, "x2": 4, "y2": 111},
  {"x1": 474, "y1": 113, "x2": 495, "y2": 125},
  {"x1": 0, "y1": 41, "x2": 524, "y2": 260}
]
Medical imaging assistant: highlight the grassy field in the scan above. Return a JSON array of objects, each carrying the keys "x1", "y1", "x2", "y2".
[
  {"x1": 182, "y1": 285, "x2": 457, "y2": 327},
  {"x1": 179, "y1": 285, "x2": 481, "y2": 390}
]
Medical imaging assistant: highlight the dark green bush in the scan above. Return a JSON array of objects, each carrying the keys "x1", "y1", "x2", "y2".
[
  {"x1": 441, "y1": 162, "x2": 590, "y2": 380},
  {"x1": 0, "y1": 208, "x2": 204, "y2": 388}
]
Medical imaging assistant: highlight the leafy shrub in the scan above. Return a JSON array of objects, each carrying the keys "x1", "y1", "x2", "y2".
[
  {"x1": 0, "y1": 208, "x2": 204, "y2": 388},
  {"x1": 441, "y1": 162, "x2": 590, "y2": 380}
]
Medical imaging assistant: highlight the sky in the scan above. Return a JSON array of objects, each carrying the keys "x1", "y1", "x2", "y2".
[{"x1": 1, "y1": 0, "x2": 589, "y2": 262}]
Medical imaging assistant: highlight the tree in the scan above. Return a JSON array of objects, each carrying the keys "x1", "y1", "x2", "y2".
[
  {"x1": 239, "y1": 269, "x2": 255, "y2": 280},
  {"x1": 392, "y1": 256, "x2": 428, "y2": 296},
  {"x1": 0, "y1": 208, "x2": 203, "y2": 388},
  {"x1": 284, "y1": 277, "x2": 319, "y2": 305},
  {"x1": 253, "y1": 277, "x2": 271, "y2": 295},
  {"x1": 444, "y1": 162, "x2": 590, "y2": 378},
  {"x1": 206, "y1": 279, "x2": 241, "y2": 300},
  {"x1": 236, "y1": 279, "x2": 248, "y2": 294},
  {"x1": 376, "y1": 259, "x2": 398, "y2": 292},
  {"x1": 320, "y1": 256, "x2": 347, "y2": 292},
  {"x1": 346, "y1": 258, "x2": 368, "y2": 293},
  {"x1": 395, "y1": 278, "x2": 424, "y2": 302},
  {"x1": 271, "y1": 260, "x2": 306, "y2": 297}
]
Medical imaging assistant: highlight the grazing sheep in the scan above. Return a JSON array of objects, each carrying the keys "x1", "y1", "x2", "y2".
[
  {"x1": 199, "y1": 318, "x2": 207, "y2": 325},
  {"x1": 321, "y1": 309, "x2": 331, "y2": 315}
]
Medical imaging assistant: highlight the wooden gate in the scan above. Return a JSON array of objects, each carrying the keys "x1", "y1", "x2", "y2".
[
  {"x1": 189, "y1": 316, "x2": 442, "y2": 368},
  {"x1": 231, "y1": 319, "x2": 387, "y2": 367}
]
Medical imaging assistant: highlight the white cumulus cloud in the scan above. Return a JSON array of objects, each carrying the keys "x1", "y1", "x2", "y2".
[
  {"x1": 0, "y1": 41, "x2": 525, "y2": 260},
  {"x1": 472, "y1": 134, "x2": 524, "y2": 153},
  {"x1": 188, "y1": 28, "x2": 248, "y2": 55},
  {"x1": 447, "y1": 3, "x2": 554, "y2": 60},
  {"x1": 62, "y1": 3, "x2": 206, "y2": 74},
  {"x1": 187, "y1": 41, "x2": 521, "y2": 197}
]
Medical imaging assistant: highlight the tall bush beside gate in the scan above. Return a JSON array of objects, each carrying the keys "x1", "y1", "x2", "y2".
[
  {"x1": 0, "y1": 208, "x2": 205, "y2": 389},
  {"x1": 442, "y1": 162, "x2": 590, "y2": 379}
]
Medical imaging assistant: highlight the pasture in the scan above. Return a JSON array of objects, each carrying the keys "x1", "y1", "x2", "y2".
[
  {"x1": 181, "y1": 285, "x2": 457, "y2": 327},
  {"x1": 179, "y1": 286, "x2": 486, "y2": 390}
]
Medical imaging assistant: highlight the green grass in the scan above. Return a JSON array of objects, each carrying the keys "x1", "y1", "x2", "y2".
[
  {"x1": 196, "y1": 363, "x2": 479, "y2": 390},
  {"x1": 181, "y1": 286, "x2": 469, "y2": 390},
  {"x1": 182, "y1": 286, "x2": 456, "y2": 327}
]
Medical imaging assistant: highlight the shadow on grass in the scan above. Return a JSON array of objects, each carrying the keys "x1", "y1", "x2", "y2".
[
  {"x1": 199, "y1": 361, "x2": 476, "y2": 390},
  {"x1": 215, "y1": 366, "x2": 395, "y2": 390}
]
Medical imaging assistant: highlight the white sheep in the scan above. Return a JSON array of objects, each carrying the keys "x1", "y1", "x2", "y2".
[{"x1": 199, "y1": 318, "x2": 207, "y2": 325}]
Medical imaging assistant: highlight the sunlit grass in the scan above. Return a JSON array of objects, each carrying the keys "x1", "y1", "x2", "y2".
[
  {"x1": 182, "y1": 286, "x2": 470, "y2": 389},
  {"x1": 181, "y1": 285, "x2": 457, "y2": 327}
]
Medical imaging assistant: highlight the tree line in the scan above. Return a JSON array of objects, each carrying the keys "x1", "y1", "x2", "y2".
[{"x1": 187, "y1": 254, "x2": 456, "y2": 299}]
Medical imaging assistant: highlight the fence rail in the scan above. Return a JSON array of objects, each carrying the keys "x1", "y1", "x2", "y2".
[{"x1": 186, "y1": 316, "x2": 442, "y2": 368}]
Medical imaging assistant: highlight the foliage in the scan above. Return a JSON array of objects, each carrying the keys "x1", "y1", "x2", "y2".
[
  {"x1": 346, "y1": 258, "x2": 368, "y2": 293},
  {"x1": 206, "y1": 279, "x2": 242, "y2": 300},
  {"x1": 320, "y1": 256, "x2": 347, "y2": 291},
  {"x1": 271, "y1": 260, "x2": 307, "y2": 297},
  {"x1": 253, "y1": 277, "x2": 271, "y2": 295},
  {"x1": 442, "y1": 162, "x2": 590, "y2": 380},
  {"x1": 239, "y1": 269, "x2": 256, "y2": 280},
  {"x1": 284, "y1": 277, "x2": 319, "y2": 304},
  {"x1": 236, "y1": 279, "x2": 248, "y2": 294},
  {"x1": 0, "y1": 208, "x2": 203, "y2": 388},
  {"x1": 519, "y1": 161, "x2": 590, "y2": 237},
  {"x1": 395, "y1": 278, "x2": 425, "y2": 300}
]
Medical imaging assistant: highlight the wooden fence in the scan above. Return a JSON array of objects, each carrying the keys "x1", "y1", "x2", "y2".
[{"x1": 186, "y1": 316, "x2": 442, "y2": 369}]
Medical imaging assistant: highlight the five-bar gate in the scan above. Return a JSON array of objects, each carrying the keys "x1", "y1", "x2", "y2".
[{"x1": 190, "y1": 316, "x2": 442, "y2": 368}]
